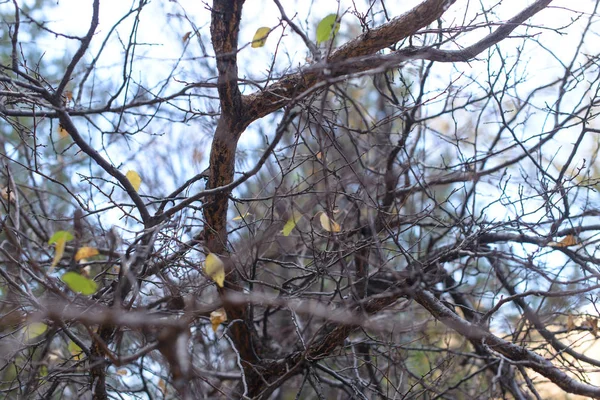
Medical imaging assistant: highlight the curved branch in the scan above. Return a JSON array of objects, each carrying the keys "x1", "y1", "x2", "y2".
[
  {"x1": 413, "y1": 288, "x2": 600, "y2": 398},
  {"x1": 242, "y1": 0, "x2": 458, "y2": 123}
]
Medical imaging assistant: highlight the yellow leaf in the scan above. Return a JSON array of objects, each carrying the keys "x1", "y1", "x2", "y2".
[
  {"x1": 125, "y1": 170, "x2": 142, "y2": 192},
  {"x1": 204, "y1": 253, "x2": 225, "y2": 288},
  {"x1": 549, "y1": 234, "x2": 578, "y2": 248},
  {"x1": 58, "y1": 123, "x2": 69, "y2": 139},
  {"x1": 75, "y1": 246, "x2": 99, "y2": 262},
  {"x1": 251, "y1": 27, "x2": 271, "y2": 48},
  {"x1": 48, "y1": 230, "x2": 74, "y2": 269},
  {"x1": 319, "y1": 212, "x2": 341, "y2": 233},
  {"x1": 116, "y1": 368, "x2": 129, "y2": 376},
  {"x1": 210, "y1": 308, "x2": 227, "y2": 333},
  {"x1": 182, "y1": 31, "x2": 191, "y2": 42},
  {"x1": 281, "y1": 211, "x2": 302, "y2": 236},
  {"x1": 232, "y1": 212, "x2": 251, "y2": 221}
]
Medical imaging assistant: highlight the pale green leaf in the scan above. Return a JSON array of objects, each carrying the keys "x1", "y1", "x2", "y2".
[
  {"x1": 68, "y1": 340, "x2": 83, "y2": 360},
  {"x1": 62, "y1": 271, "x2": 98, "y2": 295},
  {"x1": 24, "y1": 322, "x2": 47, "y2": 340},
  {"x1": 281, "y1": 212, "x2": 302, "y2": 236},
  {"x1": 316, "y1": 14, "x2": 341, "y2": 44},
  {"x1": 48, "y1": 230, "x2": 74, "y2": 245},
  {"x1": 48, "y1": 231, "x2": 74, "y2": 269}
]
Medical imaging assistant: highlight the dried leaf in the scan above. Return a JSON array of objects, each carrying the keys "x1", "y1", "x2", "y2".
[
  {"x1": 75, "y1": 246, "x2": 99, "y2": 262},
  {"x1": 158, "y1": 378, "x2": 167, "y2": 395},
  {"x1": 58, "y1": 123, "x2": 69, "y2": 139},
  {"x1": 182, "y1": 31, "x2": 192, "y2": 42},
  {"x1": 64, "y1": 90, "x2": 73, "y2": 102},
  {"x1": 587, "y1": 317, "x2": 598, "y2": 337},
  {"x1": 125, "y1": 170, "x2": 142, "y2": 192},
  {"x1": 116, "y1": 368, "x2": 129, "y2": 376},
  {"x1": 1, "y1": 187, "x2": 15, "y2": 203},
  {"x1": 319, "y1": 212, "x2": 341, "y2": 233},
  {"x1": 204, "y1": 253, "x2": 225, "y2": 288},
  {"x1": 192, "y1": 148, "x2": 204, "y2": 166},
  {"x1": 80, "y1": 265, "x2": 91, "y2": 277},
  {"x1": 210, "y1": 308, "x2": 227, "y2": 333},
  {"x1": 252, "y1": 27, "x2": 271, "y2": 48},
  {"x1": 567, "y1": 314, "x2": 576, "y2": 332},
  {"x1": 549, "y1": 234, "x2": 578, "y2": 247}
]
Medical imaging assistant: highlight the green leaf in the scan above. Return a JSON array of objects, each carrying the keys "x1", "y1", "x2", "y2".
[
  {"x1": 48, "y1": 230, "x2": 74, "y2": 269},
  {"x1": 68, "y1": 340, "x2": 83, "y2": 360},
  {"x1": 62, "y1": 271, "x2": 98, "y2": 295},
  {"x1": 281, "y1": 211, "x2": 302, "y2": 236},
  {"x1": 316, "y1": 14, "x2": 341, "y2": 44},
  {"x1": 48, "y1": 230, "x2": 74, "y2": 245},
  {"x1": 24, "y1": 322, "x2": 47, "y2": 340},
  {"x1": 252, "y1": 27, "x2": 271, "y2": 48}
]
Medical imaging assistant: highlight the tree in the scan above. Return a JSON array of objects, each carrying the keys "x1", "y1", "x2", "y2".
[{"x1": 1, "y1": 0, "x2": 600, "y2": 398}]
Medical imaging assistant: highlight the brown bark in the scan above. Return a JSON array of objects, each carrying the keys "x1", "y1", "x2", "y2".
[{"x1": 203, "y1": 0, "x2": 558, "y2": 397}]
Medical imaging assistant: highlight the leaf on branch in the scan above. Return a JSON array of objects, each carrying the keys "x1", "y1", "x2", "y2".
[
  {"x1": 125, "y1": 170, "x2": 142, "y2": 192},
  {"x1": 585, "y1": 317, "x2": 598, "y2": 337},
  {"x1": 204, "y1": 253, "x2": 225, "y2": 288},
  {"x1": 548, "y1": 234, "x2": 578, "y2": 248},
  {"x1": 48, "y1": 230, "x2": 74, "y2": 268},
  {"x1": 232, "y1": 212, "x2": 251, "y2": 221},
  {"x1": 282, "y1": 211, "x2": 302, "y2": 236},
  {"x1": 182, "y1": 31, "x2": 192, "y2": 42},
  {"x1": 58, "y1": 123, "x2": 69, "y2": 139},
  {"x1": 116, "y1": 368, "x2": 129, "y2": 376},
  {"x1": 24, "y1": 322, "x2": 47, "y2": 340},
  {"x1": 1, "y1": 187, "x2": 15, "y2": 203},
  {"x1": 319, "y1": 212, "x2": 341, "y2": 232},
  {"x1": 210, "y1": 308, "x2": 227, "y2": 333},
  {"x1": 74, "y1": 246, "x2": 99, "y2": 262},
  {"x1": 158, "y1": 378, "x2": 167, "y2": 395},
  {"x1": 68, "y1": 340, "x2": 83, "y2": 360},
  {"x1": 251, "y1": 27, "x2": 271, "y2": 48},
  {"x1": 316, "y1": 14, "x2": 341, "y2": 44},
  {"x1": 566, "y1": 314, "x2": 576, "y2": 332},
  {"x1": 61, "y1": 271, "x2": 98, "y2": 295}
]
